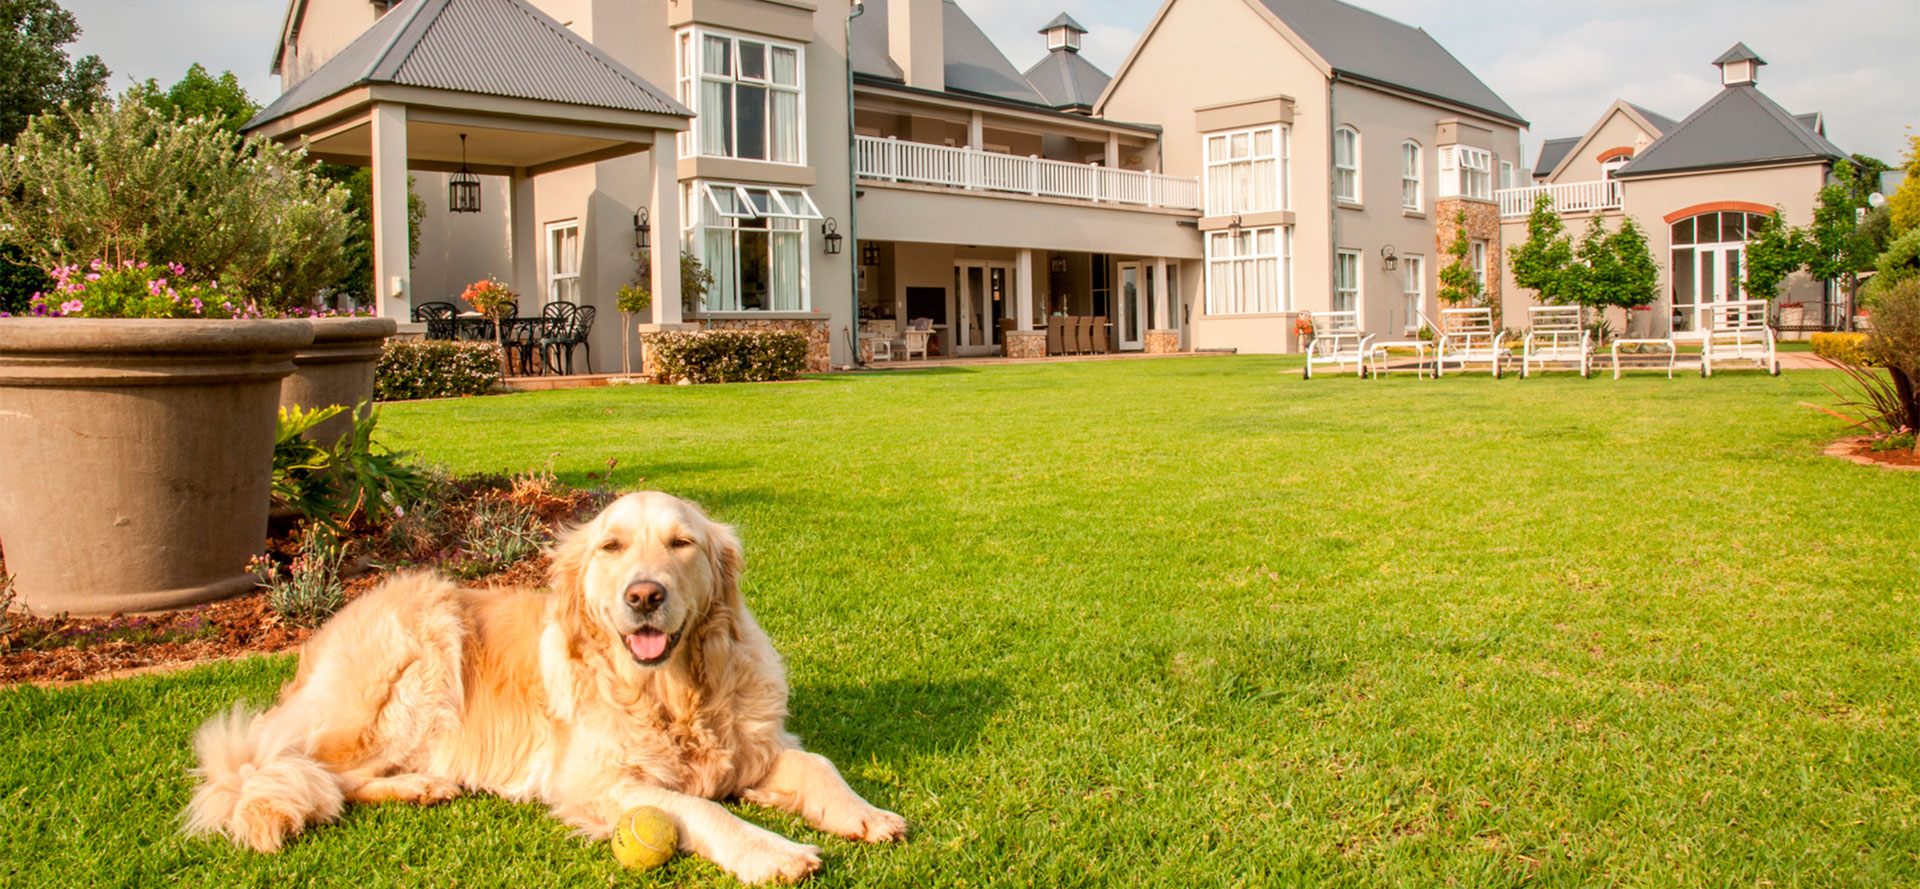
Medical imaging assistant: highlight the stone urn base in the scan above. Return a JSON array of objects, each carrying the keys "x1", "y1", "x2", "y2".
[
  {"x1": 281, "y1": 316, "x2": 397, "y2": 445},
  {"x1": 0, "y1": 318, "x2": 313, "y2": 616}
]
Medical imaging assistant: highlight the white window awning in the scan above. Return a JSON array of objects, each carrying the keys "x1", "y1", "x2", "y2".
[{"x1": 700, "y1": 182, "x2": 823, "y2": 221}]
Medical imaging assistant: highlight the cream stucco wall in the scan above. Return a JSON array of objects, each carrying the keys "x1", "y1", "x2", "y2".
[
  {"x1": 279, "y1": 0, "x2": 384, "y2": 86},
  {"x1": 1548, "y1": 107, "x2": 1659, "y2": 184}
]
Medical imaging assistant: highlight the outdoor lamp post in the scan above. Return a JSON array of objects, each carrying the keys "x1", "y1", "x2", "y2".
[
  {"x1": 821, "y1": 218, "x2": 843, "y2": 255},
  {"x1": 449, "y1": 133, "x2": 481, "y2": 214}
]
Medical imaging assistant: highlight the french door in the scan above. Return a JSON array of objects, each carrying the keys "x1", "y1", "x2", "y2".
[
  {"x1": 1116, "y1": 261, "x2": 1150, "y2": 350},
  {"x1": 953, "y1": 261, "x2": 1014, "y2": 356},
  {"x1": 1673, "y1": 244, "x2": 1742, "y2": 333}
]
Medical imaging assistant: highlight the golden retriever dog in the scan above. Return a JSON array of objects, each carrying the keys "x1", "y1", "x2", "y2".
[{"x1": 185, "y1": 491, "x2": 904, "y2": 883}]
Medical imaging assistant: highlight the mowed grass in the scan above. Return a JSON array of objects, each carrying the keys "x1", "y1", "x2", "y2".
[{"x1": 5, "y1": 356, "x2": 1917, "y2": 887}]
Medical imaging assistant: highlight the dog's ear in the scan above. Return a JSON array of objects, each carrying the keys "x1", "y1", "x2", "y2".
[
  {"x1": 704, "y1": 518, "x2": 744, "y2": 625},
  {"x1": 545, "y1": 518, "x2": 595, "y2": 642}
]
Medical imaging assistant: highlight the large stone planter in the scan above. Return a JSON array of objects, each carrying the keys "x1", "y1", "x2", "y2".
[
  {"x1": 281, "y1": 316, "x2": 397, "y2": 446},
  {"x1": 0, "y1": 318, "x2": 314, "y2": 616}
]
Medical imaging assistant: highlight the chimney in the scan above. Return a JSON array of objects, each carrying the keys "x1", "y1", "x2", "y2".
[
  {"x1": 1712, "y1": 42, "x2": 1765, "y2": 87},
  {"x1": 890, "y1": 0, "x2": 944, "y2": 92}
]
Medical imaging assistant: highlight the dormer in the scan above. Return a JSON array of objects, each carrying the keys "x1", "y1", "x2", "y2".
[
  {"x1": 1040, "y1": 13, "x2": 1086, "y2": 53},
  {"x1": 1713, "y1": 42, "x2": 1765, "y2": 87}
]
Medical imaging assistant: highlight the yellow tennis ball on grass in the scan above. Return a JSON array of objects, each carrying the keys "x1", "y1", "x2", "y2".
[{"x1": 611, "y1": 805, "x2": 678, "y2": 870}]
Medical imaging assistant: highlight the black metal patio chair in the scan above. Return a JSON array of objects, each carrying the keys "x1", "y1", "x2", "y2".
[
  {"x1": 541, "y1": 303, "x2": 594, "y2": 375},
  {"x1": 412, "y1": 301, "x2": 458, "y2": 340}
]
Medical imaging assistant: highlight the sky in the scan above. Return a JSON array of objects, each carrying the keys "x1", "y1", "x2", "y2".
[{"x1": 58, "y1": 0, "x2": 1919, "y2": 170}]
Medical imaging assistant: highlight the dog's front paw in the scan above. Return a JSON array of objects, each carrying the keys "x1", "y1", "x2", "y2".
[
  {"x1": 832, "y1": 805, "x2": 907, "y2": 843},
  {"x1": 727, "y1": 834, "x2": 821, "y2": 884}
]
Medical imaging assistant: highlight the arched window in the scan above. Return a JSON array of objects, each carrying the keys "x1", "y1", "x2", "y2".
[
  {"x1": 1600, "y1": 151, "x2": 1633, "y2": 178},
  {"x1": 1334, "y1": 126, "x2": 1360, "y2": 202},
  {"x1": 1401, "y1": 141, "x2": 1421, "y2": 210},
  {"x1": 1669, "y1": 208, "x2": 1771, "y2": 331}
]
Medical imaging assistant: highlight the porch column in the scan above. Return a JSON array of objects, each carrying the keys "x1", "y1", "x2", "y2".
[
  {"x1": 968, "y1": 111, "x2": 984, "y2": 150},
  {"x1": 1105, "y1": 134, "x2": 1120, "y2": 169},
  {"x1": 648, "y1": 146, "x2": 682, "y2": 326},
  {"x1": 1153, "y1": 258, "x2": 1170, "y2": 330},
  {"x1": 370, "y1": 102, "x2": 410, "y2": 319},
  {"x1": 509, "y1": 170, "x2": 538, "y2": 301},
  {"x1": 1016, "y1": 248, "x2": 1034, "y2": 332}
]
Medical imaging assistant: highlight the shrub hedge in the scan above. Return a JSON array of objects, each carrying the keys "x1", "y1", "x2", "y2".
[
  {"x1": 1810, "y1": 332, "x2": 1872, "y2": 367},
  {"x1": 375, "y1": 340, "x2": 503, "y2": 401},
  {"x1": 648, "y1": 329, "x2": 809, "y2": 384}
]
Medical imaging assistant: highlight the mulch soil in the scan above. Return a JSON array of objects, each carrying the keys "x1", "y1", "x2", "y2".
[{"x1": 1828, "y1": 435, "x2": 1920, "y2": 470}]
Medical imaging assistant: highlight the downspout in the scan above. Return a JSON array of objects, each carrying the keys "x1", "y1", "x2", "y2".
[
  {"x1": 845, "y1": 0, "x2": 867, "y2": 366},
  {"x1": 1327, "y1": 72, "x2": 1340, "y2": 348}
]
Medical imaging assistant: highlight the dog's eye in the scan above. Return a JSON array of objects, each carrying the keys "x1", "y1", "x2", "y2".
[
  {"x1": 600, "y1": 538, "x2": 625, "y2": 553},
  {"x1": 669, "y1": 536, "x2": 695, "y2": 550}
]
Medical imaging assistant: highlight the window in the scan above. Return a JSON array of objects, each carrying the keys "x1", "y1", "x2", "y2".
[
  {"x1": 546, "y1": 222, "x2": 579, "y2": 305},
  {"x1": 1471, "y1": 241, "x2": 1487, "y2": 289},
  {"x1": 1205, "y1": 226, "x2": 1289, "y2": 315},
  {"x1": 1334, "y1": 127, "x2": 1359, "y2": 203},
  {"x1": 1500, "y1": 160, "x2": 1514, "y2": 190},
  {"x1": 1203, "y1": 125, "x2": 1288, "y2": 216},
  {"x1": 1669, "y1": 209, "x2": 1773, "y2": 330},
  {"x1": 1334, "y1": 250, "x2": 1359, "y2": 313},
  {"x1": 1401, "y1": 141, "x2": 1422, "y2": 210},
  {"x1": 677, "y1": 28, "x2": 803, "y2": 163},
  {"x1": 1455, "y1": 147, "x2": 1491, "y2": 200},
  {"x1": 686, "y1": 180, "x2": 820, "y2": 311},
  {"x1": 1600, "y1": 152, "x2": 1632, "y2": 179},
  {"x1": 1402, "y1": 255, "x2": 1424, "y2": 331}
]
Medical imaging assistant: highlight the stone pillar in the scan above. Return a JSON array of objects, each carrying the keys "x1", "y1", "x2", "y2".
[
  {"x1": 509, "y1": 170, "x2": 538, "y2": 301},
  {"x1": 370, "y1": 103, "x2": 410, "y2": 320},
  {"x1": 1016, "y1": 249, "x2": 1034, "y2": 332}
]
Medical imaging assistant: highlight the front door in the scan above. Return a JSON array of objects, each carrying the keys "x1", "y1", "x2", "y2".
[
  {"x1": 1695, "y1": 245, "x2": 1742, "y2": 330},
  {"x1": 954, "y1": 261, "x2": 1015, "y2": 356},
  {"x1": 1116, "y1": 262, "x2": 1147, "y2": 350}
]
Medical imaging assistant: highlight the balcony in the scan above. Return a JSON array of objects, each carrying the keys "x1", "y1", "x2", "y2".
[
  {"x1": 855, "y1": 135, "x2": 1202, "y2": 212},
  {"x1": 1496, "y1": 179, "x2": 1623, "y2": 218}
]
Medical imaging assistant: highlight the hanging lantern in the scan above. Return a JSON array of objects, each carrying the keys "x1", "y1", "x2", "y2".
[
  {"x1": 860, "y1": 242, "x2": 881, "y2": 266},
  {"x1": 449, "y1": 133, "x2": 481, "y2": 214},
  {"x1": 634, "y1": 207, "x2": 651, "y2": 250},
  {"x1": 821, "y1": 218, "x2": 843, "y2": 255},
  {"x1": 1049, "y1": 255, "x2": 1068, "y2": 274}
]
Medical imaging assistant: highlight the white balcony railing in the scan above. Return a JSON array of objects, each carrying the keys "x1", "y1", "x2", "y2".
[
  {"x1": 1496, "y1": 179, "x2": 1623, "y2": 218},
  {"x1": 855, "y1": 135, "x2": 1202, "y2": 211}
]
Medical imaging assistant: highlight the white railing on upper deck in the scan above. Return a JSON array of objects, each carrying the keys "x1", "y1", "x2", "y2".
[
  {"x1": 1496, "y1": 179, "x2": 1624, "y2": 218},
  {"x1": 854, "y1": 135, "x2": 1202, "y2": 211}
]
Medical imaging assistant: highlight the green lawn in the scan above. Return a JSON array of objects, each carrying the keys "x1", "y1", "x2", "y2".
[{"x1": 6, "y1": 357, "x2": 1917, "y2": 887}]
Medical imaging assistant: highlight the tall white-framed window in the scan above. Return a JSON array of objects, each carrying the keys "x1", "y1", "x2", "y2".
[
  {"x1": 684, "y1": 180, "x2": 822, "y2": 312},
  {"x1": 1499, "y1": 160, "x2": 1515, "y2": 190},
  {"x1": 1471, "y1": 240, "x2": 1488, "y2": 289},
  {"x1": 1334, "y1": 126, "x2": 1360, "y2": 203},
  {"x1": 676, "y1": 27, "x2": 804, "y2": 164},
  {"x1": 1204, "y1": 226, "x2": 1289, "y2": 315},
  {"x1": 1334, "y1": 249, "x2": 1359, "y2": 313},
  {"x1": 1401, "y1": 141, "x2": 1422, "y2": 210},
  {"x1": 546, "y1": 221, "x2": 580, "y2": 305},
  {"x1": 1203, "y1": 125, "x2": 1289, "y2": 216},
  {"x1": 1453, "y1": 146, "x2": 1491, "y2": 200},
  {"x1": 1401, "y1": 255, "x2": 1424, "y2": 332}
]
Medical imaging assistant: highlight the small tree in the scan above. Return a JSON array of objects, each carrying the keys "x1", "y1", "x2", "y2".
[
  {"x1": 614, "y1": 268, "x2": 651, "y2": 374},
  {"x1": 1742, "y1": 210, "x2": 1804, "y2": 301},
  {"x1": 1437, "y1": 210, "x2": 1481, "y2": 308},
  {"x1": 1508, "y1": 194, "x2": 1579, "y2": 305},
  {"x1": 680, "y1": 251, "x2": 714, "y2": 312},
  {"x1": 0, "y1": 0, "x2": 108, "y2": 144},
  {"x1": 1806, "y1": 163, "x2": 1880, "y2": 328}
]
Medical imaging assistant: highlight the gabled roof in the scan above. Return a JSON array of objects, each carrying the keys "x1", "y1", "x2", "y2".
[
  {"x1": 1713, "y1": 42, "x2": 1766, "y2": 65},
  {"x1": 1536, "y1": 99, "x2": 1674, "y2": 182},
  {"x1": 1625, "y1": 102, "x2": 1678, "y2": 135},
  {"x1": 1614, "y1": 84, "x2": 1845, "y2": 179},
  {"x1": 249, "y1": 0, "x2": 688, "y2": 131},
  {"x1": 851, "y1": 0, "x2": 1050, "y2": 107},
  {"x1": 1249, "y1": 0, "x2": 1525, "y2": 125},
  {"x1": 1024, "y1": 47, "x2": 1110, "y2": 112},
  {"x1": 1533, "y1": 137, "x2": 1578, "y2": 177},
  {"x1": 1039, "y1": 13, "x2": 1087, "y2": 34}
]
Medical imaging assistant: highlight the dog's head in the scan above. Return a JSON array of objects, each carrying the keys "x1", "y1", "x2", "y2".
[{"x1": 548, "y1": 492, "x2": 741, "y2": 670}]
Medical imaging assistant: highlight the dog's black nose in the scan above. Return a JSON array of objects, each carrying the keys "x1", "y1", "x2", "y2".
[{"x1": 625, "y1": 581, "x2": 668, "y2": 614}]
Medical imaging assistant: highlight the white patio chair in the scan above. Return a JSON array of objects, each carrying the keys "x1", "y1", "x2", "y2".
[
  {"x1": 1431, "y1": 307, "x2": 1508, "y2": 378},
  {"x1": 1701, "y1": 299, "x2": 1779, "y2": 376},
  {"x1": 1302, "y1": 311, "x2": 1373, "y2": 379},
  {"x1": 1522, "y1": 305, "x2": 1591, "y2": 378},
  {"x1": 901, "y1": 317, "x2": 933, "y2": 361},
  {"x1": 861, "y1": 320, "x2": 897, "y2": 362}
]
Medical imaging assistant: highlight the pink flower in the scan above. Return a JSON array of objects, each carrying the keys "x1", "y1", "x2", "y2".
[
  {"x1": 60, "y1": 299, "x2": 83, "y2": 314},
  {"x1": 84, "y1": 273, "x2": 100, "y2": 282}
]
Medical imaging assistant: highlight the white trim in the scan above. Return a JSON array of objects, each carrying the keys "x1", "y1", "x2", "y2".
[
  {"x1": 1202, "y1": 124, "x2": 1289, "y2": 216},
  {"x1": 1401, "y1": 140, "x2": 1422, "y2": 211},
  {"x1": 1401, "y1": 254, "x2": 1424, "y2": 333},
  {"x1": 685, "y1": 178, "x2": 812, "y2": 312},
  {"x1": 1334, "y1": 249, "x2": 1360, "y2": 314},
  {"x1": 676, "y1": 25, "x2": 806, "y2": 166},
  {"x1": 545, "y1": 220, "x2": 581, "y2": 306},
  {"x1": 1334, "y1": 126, "x2": 1360, "y2": 203}
]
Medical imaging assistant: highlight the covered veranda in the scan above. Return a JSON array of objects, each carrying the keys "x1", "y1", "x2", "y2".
[{"x1": 243, "y1": 0, "x2": 693, "y2": 335}]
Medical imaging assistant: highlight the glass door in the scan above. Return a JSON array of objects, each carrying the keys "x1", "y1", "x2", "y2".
[
  {"x1": 953, "y1": 262, "x2": 1013, "y2": 356},
  {"x1": 1116, "y1": 262, "x2": 1144, "y2": 350}
]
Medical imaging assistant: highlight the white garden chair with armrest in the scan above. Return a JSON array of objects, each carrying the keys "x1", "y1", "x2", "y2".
[
  {"x1": 1701, "y1": 299, "x2": 1778, "y2": 376},
  {"x1": 1522, "y1": 305, "x2": 1592, "y2": 378},
  {"x1": 1432, "y1": 307, "x2": 1508, "y2": 378},
  {"x1": 1302, "y1": 311, "x2": 1373, "y2": 379}
]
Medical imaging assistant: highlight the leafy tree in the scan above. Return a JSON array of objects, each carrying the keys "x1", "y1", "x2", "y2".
[
  {"x1": 0, "y1": 0, "x2": 108, "y2": 144},
  {"x1": 1599, "y1": 215, "x2": 1659, "y2": 311},
  {"x1": 1887, "y1": 133, "x2": 1920, "y2": 238},
  {"x1": 1845, "y1": 153, "x2": 1891, "y2": 204},
  {"x1": 318, "y1": 165, "x2": 425, "y2": 302},
  {"x1": 1508, "y1": 194, "x2": 1579, "y2": 304},
  {"x1": 1437, "y1": 210, "x2": 1481, "y2": 307},
  {"x1": 1806, "y1": 163, "x2": 1880, "y2": 326},
  {"x1": 1861, "y1": 278, "x2": 1919, "y2": 443},
  {"x1": 0, "y1": 98, "x2": 353, "y2": 309},
  {"x1": 1742, "y1": 210, "x2": 1804, "y2": 301},
  {"x1": 129, "y1": 64, "x2": 258, "y2": 133}
]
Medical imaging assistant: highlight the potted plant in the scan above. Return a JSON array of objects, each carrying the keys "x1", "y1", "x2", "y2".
[
  {"x1": 461, "y1": 276, "x2": 518, "y2": 368},
  {"x1": 279, "y1": 307, "x2": 397, "y2": 447},
  {"x1": 0, "y1": 261, "x2": 314, "y2": 615},
  {"x1": 1780, "y1": 301, "x2": 1806, "y2": 329}
]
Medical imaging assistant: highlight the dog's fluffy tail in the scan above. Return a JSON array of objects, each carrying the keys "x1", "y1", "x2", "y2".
[{"x1": 183, "y1": 703, "x2": 343, "y2": 852}]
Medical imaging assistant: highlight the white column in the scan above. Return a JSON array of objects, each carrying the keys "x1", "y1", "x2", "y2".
[
  {"x1": 1104, "y1": 134, "x2": 1120, "y2": 168},
  {"x1": 1016, "y1": 249, "x2": 1034, "y2": 332},
  {"x1": 648, "y1": 146, "x2": 682, "y2": 325},
  {"x1": 369, "y1": 103, "x2": 410, "y2": 319},
  {"x1": 968, "y1": 111, "x2": 984, "y2": 150},
  {"x1": 1153, "y1": 257, "x2": 1170, "y2": 331},
  {"x1": 509, "y1": 170, "x2": 538, "y2": 301}
]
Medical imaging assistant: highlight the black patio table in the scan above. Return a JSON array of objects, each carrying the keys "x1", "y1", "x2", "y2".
[{"x1": 452, "y1": 314, "x2": 552, "y2": 376}]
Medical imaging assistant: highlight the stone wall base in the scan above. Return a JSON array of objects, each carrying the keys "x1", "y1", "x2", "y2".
[
  {"x1": 1005, "y1": 330, "x2": 1047, "y2": 359},
  {"x1": 1144, "y1": 329, "x2": 1180, "y2": 354}
]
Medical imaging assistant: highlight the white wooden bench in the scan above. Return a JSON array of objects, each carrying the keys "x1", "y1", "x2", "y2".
[
  {"x1": 1522, "y1": 305, "x2": 1592, "y2": 377},
  {"x1": 1302, "y1": 311, "x2": 1373, "y2": 379},
  {"x1": 1701, "y1": 299, "x2": 1779, "y2": 376},
  {"x1": 1433, "y1": 307, "x2": 1508, "y2": 378}
]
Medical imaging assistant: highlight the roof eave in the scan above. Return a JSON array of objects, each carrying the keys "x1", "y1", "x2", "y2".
[
  {"x1": 1614, "y1": 154, "x2": 1839, "y2": 180},
  {"x1": 1333, "y1": 69, "x2": 1527, "y2": 128}
]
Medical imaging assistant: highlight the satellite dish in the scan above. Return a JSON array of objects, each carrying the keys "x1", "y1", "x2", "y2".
[{"x1": 1868, "y1": 192, "x2": 1887, "y2": 208}]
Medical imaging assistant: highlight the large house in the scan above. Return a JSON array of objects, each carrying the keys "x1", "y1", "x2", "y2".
[
  {"x1": 249, "y1": 0, "x2": 1538, "y2": 367},
  {"x1": 1495, "y1": 44, "x2": 1851, "y2": 338}
]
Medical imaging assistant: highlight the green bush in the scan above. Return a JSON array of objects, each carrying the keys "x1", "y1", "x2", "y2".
[
  {"x1": 375, "y1": 340, "x2": 503, "y2": 401},
  {"x1": 1811, "y1": 332, "x2": 1872, "y2": 366},
  {"x1": 649, "y1": 329, "x2": 808, "y2": 384}
]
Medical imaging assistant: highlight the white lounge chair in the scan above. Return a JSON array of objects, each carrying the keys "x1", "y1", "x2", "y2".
[
  {"x1": 1302, "y1": 311, "x2": 1373, "y2": 379},
  {"x1": 1522, "y1": 305, "x2": 1592, "y2": 378},
  {"x1": 1433, "y1": 307, "x2": 1508, "y2": 378},
  {"x1": 1701, "y1": 299, "x2": 1778, "y2": 376}
]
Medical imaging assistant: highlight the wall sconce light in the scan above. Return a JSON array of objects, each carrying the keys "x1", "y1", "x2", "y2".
[
  {"x1": 633, "y1": 206, "x2": 650, "y2": 251},
  {"x1": 860, "y1": 242, "x2": 881, "y2": 266},
  {"x1": 1049, "y1": 255, "x2": 1068, "y2": 274},
  {"x1": 448, "y1": 133, "x2": 481, "y2": 213},
  {"x1": 821, "y1": 218, "x2": 843, "y2": 255},
  {"x1": 1380, "y1": 244, "x2": 1398, "y2": 271}
]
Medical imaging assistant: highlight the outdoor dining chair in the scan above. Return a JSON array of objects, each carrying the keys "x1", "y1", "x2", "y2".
[
  {"x1": 541, "y1": 303, "x2": 595, "y2": 375},
  {"x1": 412, "y1": 302, "x2": 458, "y2": 340}
]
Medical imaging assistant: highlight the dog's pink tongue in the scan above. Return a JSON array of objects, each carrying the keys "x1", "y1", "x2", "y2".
[{"x1": 629, "y1": 629, "x2": 668, "y2": 661}]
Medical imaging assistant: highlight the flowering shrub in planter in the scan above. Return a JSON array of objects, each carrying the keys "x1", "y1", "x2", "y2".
[
  {"x1": 647, "y1": 329, "x2": 808, "y2": 384},
  {"x1": 13, "y1": 260, "x2": 262, "y2": 319},
  {"x1": 375, "y1": 339, "x2": 504, "y2": 401}
]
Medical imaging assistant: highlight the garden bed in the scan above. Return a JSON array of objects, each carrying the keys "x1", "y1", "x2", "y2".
[{"x1": 1823, "y1": 434, "x2": 1920, "y2": 470}]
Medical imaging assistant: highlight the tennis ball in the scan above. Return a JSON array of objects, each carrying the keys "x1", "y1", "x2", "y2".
[{"x1": 611, "y1": 805, "x2": 678, "y2": 870}]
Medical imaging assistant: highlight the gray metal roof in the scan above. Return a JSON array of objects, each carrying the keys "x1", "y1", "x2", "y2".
[
  {"x1": 1039, "y1": 13, "x2": 1087, "y2": 34},
  {"x1": 1533, "y1": 137, "x2": 1578, "y2": 176},
  {"x1": 248, "y1": 0, "x2": 689, "y2": 131},
  {"x1": 1614, "y1": 84, "x2": 1845, "y2": 178},
  {"x1": 1625, "y1": 102, "x2": 1678, "y2": 134},
  {"x1": 1713, "y1": 42, "x2": 1766, "y2": 65},
  {"x1": 1253, "y1": 0, "x2": 1525, "y2": 125},
  {"x1": 852, "y1": 0, "x2": 1051, "y2": 106},
  {"x1": 1794, "y1": 111, "x2": 1824, "y2": 136},
  {"x1": 1024, "y1": 46, "x2": 1110, "y2": 112}
]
